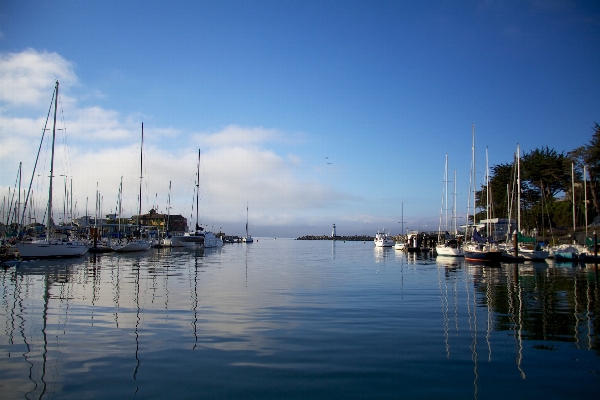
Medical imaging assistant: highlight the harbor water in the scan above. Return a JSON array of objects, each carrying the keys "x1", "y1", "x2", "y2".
[{"x1": 1, "y1": 239, "x2": 599, "y2": 399}]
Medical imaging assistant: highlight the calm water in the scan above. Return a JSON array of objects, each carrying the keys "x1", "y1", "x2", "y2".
[{"x1": 1, "y1": 239, "x2": 599, "y2": 399}]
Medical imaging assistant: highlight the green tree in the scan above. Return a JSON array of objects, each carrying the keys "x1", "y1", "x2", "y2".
[
  {"x1": 521, "y1": 146, "x2": 571, "y2": 200},
  {"x1": 569, "y1": 123, "x2": 600, "y2": 216}
]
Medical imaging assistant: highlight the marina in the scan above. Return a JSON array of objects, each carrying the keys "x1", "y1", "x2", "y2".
[{"x1": 1, "y1": 239, "x2": 599, "y2": 399}]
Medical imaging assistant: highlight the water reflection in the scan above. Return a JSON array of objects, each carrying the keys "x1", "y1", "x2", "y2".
[{"x1": 0, "y1": 247, "x2": 598, "y2": 399}]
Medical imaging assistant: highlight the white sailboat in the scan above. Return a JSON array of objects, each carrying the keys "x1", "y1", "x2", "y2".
[
  {"x1": 505, "y1": 144, "x2": 550, "y2": 261},
  {"x1": 242, "y1": 202, "x2": 253, "y2": 243},
  {"x1": 153, "y1": 181, "x2": 172, "y2": 248},
  {"x1": 463, "y1": 127, "x2": 502, "y2": 263},
  {"x1": 436, "y1": 154, "x2": 464, "y2": 257},
  {"x1": 112, "y1": 123, "x2": 151, "y2": 252},
  {"x1": 16, "y1": 81, "x2": 88, "y2": 259},
  {"x1": 394, "y1": 202, "x2": 406, "y2": 250},
  {"x1": 171, "y1": 149, "x2": 207, "y2": 248}
]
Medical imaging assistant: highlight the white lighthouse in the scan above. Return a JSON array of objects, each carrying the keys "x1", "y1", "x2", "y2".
[{"x1": 332, "y1": 224, "x2": 337, "y2": 237}]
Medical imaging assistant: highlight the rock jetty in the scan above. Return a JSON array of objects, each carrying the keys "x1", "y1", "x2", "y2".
[{"x1": 296, "y1": 235, "x2": 374, "y2": 241}]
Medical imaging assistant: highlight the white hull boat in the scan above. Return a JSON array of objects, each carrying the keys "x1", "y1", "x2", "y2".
[
  {"x1": 242, "y1": 203, "x2": 253, "y2": 243},
  {"x1": 436, "y1": 244, "x2": 464, "y2": 257},
  {"x1": 15, "y1": 82, "x2": 88, "y2": 259},
  {"x1": 17, "y1": 239, "x2": 88, "y2": 259},
  {"x1": 394, "y1": 241, "x2": 406, "y2": 251},
  {"x1": 374, "y1": 230, "x2": 394, "y2": 247},
  {"x1": 113, "y1": 238, "x2": 152, "y2": 252}
]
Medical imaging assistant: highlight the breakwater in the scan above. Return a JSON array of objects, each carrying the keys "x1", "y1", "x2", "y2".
[{"x1": 296, "y1": 235, "x2": 374, "y2": 241}]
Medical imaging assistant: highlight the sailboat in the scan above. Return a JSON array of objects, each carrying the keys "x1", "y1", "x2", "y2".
[
  {"x1": 112, "y1": 123, "x2": 152, "y2": 252},
  {"x1": 16, "y1": 81, "x2": 88, "y2": 259},
  {"x1": 153, "y1": 181, "x2": 172, "y2": 248},
  {"x1": 88, "y1": 186, "x2": 113, "y2": 253},
  {"x1": 506, "y1": 144, "x2": 549, "y2": 260},
  {"x1": 463, "y1": 127, "x2": 502, "y2": 263},
  {"x1": 394, "y1": 202, "x2": 406, "y2": 250},
  {"x1": 436, "y1": 154, "x2": 464, "y2": 257},
  {"x1": 171, "y1": 150, "x2": 207, "y2": 248},
  {"x1": 551, "y1": 163, "x2": 587, "y2": 261},
  {"x1": 242, "y1": 202, "x2": 253, "y2": 243}
]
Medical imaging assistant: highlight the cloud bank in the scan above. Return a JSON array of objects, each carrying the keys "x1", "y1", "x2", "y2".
[{"x1": 0, "y1": 49, "x2": 380, "y2": 236}]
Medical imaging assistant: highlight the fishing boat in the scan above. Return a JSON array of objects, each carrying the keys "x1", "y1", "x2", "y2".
[
  {"x1": 16, "y1": 81, "x2": 88, "y2": 259},
  {"x1": 242, "y1": 203, "x2": 253, "y2": 243},
  {"x1": 374, "y1": 229, "x2": 394, "y2": 247}
]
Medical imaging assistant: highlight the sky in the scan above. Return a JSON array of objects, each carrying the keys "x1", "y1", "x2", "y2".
[{"x1": 0, "y1": 0, "x2": 599, "y2": 237}]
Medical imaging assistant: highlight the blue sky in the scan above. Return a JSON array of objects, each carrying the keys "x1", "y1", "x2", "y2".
[{"x1": 1, "y1": 0, "x2": 599, "y2": 237}]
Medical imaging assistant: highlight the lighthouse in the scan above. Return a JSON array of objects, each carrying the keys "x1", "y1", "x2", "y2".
[{"x1": 332, "y1": 224, "x2": 337, "y2": 237}]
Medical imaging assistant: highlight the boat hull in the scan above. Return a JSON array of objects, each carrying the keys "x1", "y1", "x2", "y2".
[
  {"x1": 112, "y1": 239, "x2": 151, "y2": 252},
  {"x1": 171, "y1": 235, "x2": 204, "y2": 248},
  {"x1": 436, "y1": 245, "x2": 464, "y2": 257},
  {"x1": 16, "y1": 240, "x2": 88, "y2": 259},
  {"x1": 464, "y1": 250, "x2": 503, "y2": 262},
  {"x1": 204, "y1": 232, "x2": 223, "y2": 248}
]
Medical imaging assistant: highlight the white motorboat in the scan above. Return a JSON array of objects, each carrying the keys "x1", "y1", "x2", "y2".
[
  {"x1": 374, "y1": 229, "x2": 394, "y2": 247},
  {"x1": 15, "y1": 81, "x2": 87, "y2": 259},
  {"x1": 394, "y1": 241, "x2": 406, "y2": 251}
]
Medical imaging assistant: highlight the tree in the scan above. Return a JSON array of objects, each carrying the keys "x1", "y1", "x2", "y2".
[
  {"x1": 569, "y1": 123, "x2": 600, "y2": 216},
  {"x1": 521, "y1": 146, "x2": 571, "y2": 200}
]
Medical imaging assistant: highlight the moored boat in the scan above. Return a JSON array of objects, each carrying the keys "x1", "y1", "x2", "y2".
[
  {"x1": 15, "y1": 81, "x2": 88, "y2": 259},
  {"x1": 374, "y1": 229, "x2": 394, "y2": 247}
]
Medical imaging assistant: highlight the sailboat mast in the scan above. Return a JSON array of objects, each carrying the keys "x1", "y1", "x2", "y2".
[
  {"x1": 517, "y1": 144, "x2": 521, "y2": 233},
  {"x1": 572, "y1": 163, "x2": 576, "y2": 240},
  {"x1": 167, "y1": 180, "x2": 171, "y2": 232},
  {"x1": 246, "y1": 202, "x2": 249, "y2": 236},
  {"x1": 139, "y1": 123, "x2": 144, "y2": 231},
  {"x1": 196, "y1": 149, "x2": 200, "y2": 231},
  {"x1": 401, "y1": 202, "x2": 404, "y2": 235},
  {"x1": 486, "y1": 147, "x2": 490, "y2": 238},
  {"x1": 453, "y1": 169, "x2": 457, "y2": 236},
  {"x1": 445, "y1": 154, "x2": 449, "y2": 231},
  {"x1": 584, "y1": 165, "x2": 588, "y2": 238},
  {"x1": 471, "y1": 124, "x2": 476, "y2": 232},
  {"x1": 47, "y1": 80, "x2": 59, "y2": 240}
]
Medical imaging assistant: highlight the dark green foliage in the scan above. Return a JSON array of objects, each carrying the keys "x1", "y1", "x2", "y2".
[
  {"x1": 521, "y1": 146, "x2": 571, "y2": 199},
  {"x1": 569, "y1": 123, "x2": 600, "y2": 216}
]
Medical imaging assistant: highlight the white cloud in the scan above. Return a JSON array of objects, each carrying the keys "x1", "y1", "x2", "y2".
[
  {"x1": 0, "y1": 49, "x2": 357, "y2": 236},
  {"x1": 0, "y1": 49, "x2": 78, "y2": 107}
]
